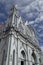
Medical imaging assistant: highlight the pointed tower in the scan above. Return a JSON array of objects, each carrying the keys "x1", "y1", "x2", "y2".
[{"x1": 9, "y1": 5, "x2": 18, "y2": 27}]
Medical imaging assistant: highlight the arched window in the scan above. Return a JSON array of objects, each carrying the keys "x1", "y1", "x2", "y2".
[
  {"x1": 39, "y1": 58, "x2": 41, "y2": 65},
  {"x1": 21, "y1": 50, "x2": 26, "y2": 65},
  {"x1": 12, "y1": 50, "x2": 15, "y2": 65},
  {"x1": 1, "y1": 50, "x2": 6, "y2": 65},
  {"x1": 31, "y1": 51, "x2": 37, "y2": 65}
]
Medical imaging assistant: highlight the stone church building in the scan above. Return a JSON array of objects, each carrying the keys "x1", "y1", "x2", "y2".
[{"x1": 0, "y1": 5, "x2": 41, "y2": 65}]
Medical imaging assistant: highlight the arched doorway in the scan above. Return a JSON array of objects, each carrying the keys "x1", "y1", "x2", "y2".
[
  {"x1": 31, "y1": 51, "x2": 37, "y2": 65},
  {"x1": 21, "y1": 50, "x2": 26, "y2": 65}
]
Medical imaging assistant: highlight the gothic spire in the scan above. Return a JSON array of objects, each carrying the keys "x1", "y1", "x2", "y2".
[{"x1": 9, "y1": 5, "x2": 18, "y2": 27}]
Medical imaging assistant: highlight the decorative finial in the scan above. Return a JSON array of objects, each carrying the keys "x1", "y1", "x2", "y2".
[
  {"x1": 9, "y1": 4, "x2": 18, "y2": 17},
  {"x1": 10, "y1": 4, "x2": 18, "y2": 11},
  {"x1": 15, "y1": 4, "x2": 18, "y2": 9},
  {"x1": 25, "y1": 20, "x2": 29, "y2": 26},
  {"x1": 17, "y1": 16, "x2": 22, "y2": 24}
]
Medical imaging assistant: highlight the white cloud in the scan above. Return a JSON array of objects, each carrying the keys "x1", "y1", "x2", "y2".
[
  {"x1": 40, "y1": 16, "x2": 43, "y2": 21},
  {"x1": 20, "y1": 0, "x2": 43, "y2": 24},
  {"x1": 29, "y1": 21, "x2": 35, "y2": 24}
]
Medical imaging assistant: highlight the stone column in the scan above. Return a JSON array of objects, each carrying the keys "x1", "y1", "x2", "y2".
[
  {"x1": 6, "y1": 35, "x2": 12, "y2": 65},
  {"x1": 26, "y1": 43, "x2": 29, "y2": 65},
  {"x1": 28, "y1": 48, "x2": 32, "y2": 65},
  {"x1": 15, "y1": 33, "x2": 18, "y2": 65}
]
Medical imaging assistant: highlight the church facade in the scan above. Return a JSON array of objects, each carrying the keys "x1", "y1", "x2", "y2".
[{"x1": 0, "y1": 6, "x2": 41, "y2": 65}]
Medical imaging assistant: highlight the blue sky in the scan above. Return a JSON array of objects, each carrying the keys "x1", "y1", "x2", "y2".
[{"x1": 0, "y1": 0, "x2": 43, "y2": 51}]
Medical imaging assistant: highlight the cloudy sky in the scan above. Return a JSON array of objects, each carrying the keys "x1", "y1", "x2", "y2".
[{"x1": 0, "y1": 0, "x2": 43, "y2": 51}]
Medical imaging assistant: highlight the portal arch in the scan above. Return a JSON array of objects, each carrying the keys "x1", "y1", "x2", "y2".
[
  {"x1": 31, "y1": 51, "x2": 37, "y2": 65},
  {"x1": 21, "y1": 50, "x2": 26, "y2": 65}
]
